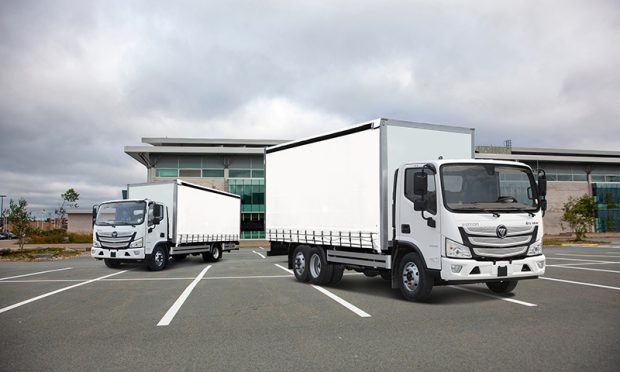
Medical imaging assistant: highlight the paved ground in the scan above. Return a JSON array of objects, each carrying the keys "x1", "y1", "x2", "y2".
[{"x1": 0, "y1": 245, "x2": 619, "y2": 371}]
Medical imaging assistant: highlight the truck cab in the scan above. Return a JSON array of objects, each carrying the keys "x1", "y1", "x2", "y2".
[
  {"x1": 393, "y1": 159, "x2": 547, "y2": 299},
  {"x1": 92, "y1": 199, "x2": 169, "y2": 270}
]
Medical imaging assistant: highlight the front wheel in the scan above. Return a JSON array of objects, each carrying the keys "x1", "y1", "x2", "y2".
[
  {"x1": 486, "y1": 280, "x2": 518, "y2": 293},
  {"x1": 104, "y1": 258, "x2": 121, "y2": 269},
  {"x1": 147, "y1": 245, "x2": 168, "y2": 271},
  {"x1": 398, "y1": 252, "x2": 433, "y2": 301}
]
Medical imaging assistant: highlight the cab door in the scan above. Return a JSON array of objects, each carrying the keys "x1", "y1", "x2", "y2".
[{"x1": 397, "y1": 166, "x2": 442, "y2": 270}]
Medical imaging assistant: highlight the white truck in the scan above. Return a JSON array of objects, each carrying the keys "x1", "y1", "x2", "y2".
[
  {"x1": 266, "y1": 118, "x2": 547, "y2": 301},
  {"x1": 92, "y1": 180, "x2": 240, "y2": 271}
]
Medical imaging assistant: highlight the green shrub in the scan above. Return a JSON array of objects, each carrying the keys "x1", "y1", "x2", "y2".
[{"x1": 68, "y1": 233, "x2": 92, "y2": 243}]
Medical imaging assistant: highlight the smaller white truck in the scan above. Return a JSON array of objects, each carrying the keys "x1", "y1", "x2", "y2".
[{"x1": 92, "y1": 180, "x2": 240, "y2": 270}]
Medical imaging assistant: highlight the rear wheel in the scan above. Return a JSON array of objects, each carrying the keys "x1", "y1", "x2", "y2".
[
  {"x1": 202, "y1": 244, "x2": 222, "y2": 262},
  {"x1": 329, "y1": 264, "x2": 345, "y2": 285},
  {"x1": 486, "y1": 280, "x2": 518, "y2": 293},
  {"x1": 292, "y1": 245, "x2": 310, "y2": 282},
  {"x1": 308, "y1": 247, "x2": 333, "y2": 285},
  {"x1": 398, "y1": 252, "x2": 433, "y2": 301},
  {"x1": 104, "y1": 258, "x2": 121, "y2": 269},
  {"x1": 147, "y1": 245, "x2": 168, "y2": 271}
]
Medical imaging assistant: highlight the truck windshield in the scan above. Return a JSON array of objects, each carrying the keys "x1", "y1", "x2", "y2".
[
  {"x1": 95, "y1": 201, "x2": 146, "y2": 226},
  {"x1": 440, "y1": 164, "x2": 539, "y2": 213}
]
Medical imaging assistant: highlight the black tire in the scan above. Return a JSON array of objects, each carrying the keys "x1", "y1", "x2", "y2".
[
  {"x1": 292, "y1": 245, "x2": 310, "y2": 282},
  {"x1": 398, "y1": 252, "x2": 433, "y2": 301},
  {"x1": 104, "y1": 258, "x2": 121, "y2": 269},
  {"x1": 329, "y1": 264, "x2": 345, "y2": 285},
  {"x1": 308, "y1": 247, "x2": 333, "y2": 285},
  {"x1": 202, "y1": 244, "x2": 222, "y2": 262},
  {"x1": 147, "y1": 245, "x2": 168, "y2": 271},
  {"x1": 172, "y1": 254, "x2": 187, "y2": 261},
  {"x1": 486, "y1": 280, "x2": 518, "y2": 293}
]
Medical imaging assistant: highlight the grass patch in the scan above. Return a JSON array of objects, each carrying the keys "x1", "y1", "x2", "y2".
[
  {"x1": 0, "y1": 248, "x2": 85, "y2": 261},
  {"x1": 544, "y1": 238, "x2": 609, "y2": 246}
]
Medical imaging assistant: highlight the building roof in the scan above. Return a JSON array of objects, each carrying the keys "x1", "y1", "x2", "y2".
[
  {"x1": 125, "y1": 138, "x2": 289, "y2": 167},
  {"x1": 475, "y1": 146, "x2": 620, "y2": 165}
]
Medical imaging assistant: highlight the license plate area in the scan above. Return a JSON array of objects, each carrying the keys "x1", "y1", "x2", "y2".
[{"x1": 498, "y1": 265, "x2": 507, "y2": 277}]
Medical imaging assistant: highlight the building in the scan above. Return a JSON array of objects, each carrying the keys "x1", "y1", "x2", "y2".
[
  {"x1": 125, "y1": 138, "x2": 287, "y2": 239},
  {"x1": 125, "y1": 138, "x2": 620, "y2": 237},
  {"x1": 67, "y1": 209, "x2": 94, "y2": 234}
]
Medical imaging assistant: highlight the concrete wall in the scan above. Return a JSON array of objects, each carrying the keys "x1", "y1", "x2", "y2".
[
  {"x1": 544, "y1": 182, "x2": 590, "y2": 235},
  {"x1": 68, "y1": 213, "x2": 93, "y2": 234}
]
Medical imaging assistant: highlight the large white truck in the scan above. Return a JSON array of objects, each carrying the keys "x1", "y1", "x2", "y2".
[
  {"x1": 92, "y1": 180, "x2": 240, "y2": 271},
  {"x1": 266, "y1": 118, "x2": 547, "y2": 301}
]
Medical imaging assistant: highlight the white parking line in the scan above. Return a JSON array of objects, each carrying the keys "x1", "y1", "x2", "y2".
[
  {"x1": 547, "y1": 261, "x2": 620, "y2": 266},
  {"x1": 546, "y1": 257, "x2": 618, "y2": 264},
  {"x1": 0, "y1": 267, "x2": 72, "y2": 281},
  {"x1": 253, "y1": 251, "x2": 266, "y2": 259},
  {"x1": 274, "y1": 264, "x2": 372, "y2": 318},
  {"x1": 546, "y1": 265, "x2": 620, "y2": 274},
  {"x1": 541, "y1": 277, "x2": 620, "y2": 291},
  {"x1": 0, "y1": 270, "x2": 128, "y2": 314},
  {"x1": 555, "y1": 253, "x2": 620, "y2": 258},
  {"x1": 157, "y1": 266, "x2": 211, "y2": 326},
  {"x1": 258, "y1": 247, "x2": 265, "y2": 250},
  {"x1": 448, "y1": 286, "x2": 537, "y2": 307}
]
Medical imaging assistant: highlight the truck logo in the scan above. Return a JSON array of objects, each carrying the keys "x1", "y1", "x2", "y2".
[
  {"x1": 496, "y1": 225, "x2": 508, "y2": 239},
  {"x1": 112, "y1": 231, "x2": 118, "y2": 238}
]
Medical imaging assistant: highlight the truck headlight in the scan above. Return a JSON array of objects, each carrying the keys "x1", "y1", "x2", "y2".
[
  {"x1": 130, "y1": 238, "x2": 143, "y2": 248},
  {"x1": 445, "y1": 239, "x2": 472, "y2": 259},
  {"x1": 527, "y1": 240, "x2": 543, "y2": 256},
  {"x1": 93, "y1": 240, "x2": 101, "y2": 248}
]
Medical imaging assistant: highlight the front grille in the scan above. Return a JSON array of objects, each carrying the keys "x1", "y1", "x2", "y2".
[
  {"x1": 97, "y1": 232, "x2": 136, "y2": 249},
  {"x1": 459, "y1": 225, "x2": 537, "y2": 259}
]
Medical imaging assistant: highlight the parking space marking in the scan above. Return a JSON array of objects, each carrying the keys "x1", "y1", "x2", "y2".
[
  {"x1": 541, "y1": 277, "x2": 620, "y2": 291},
  {"x1": 547, "y1": 261, "x2": 620, "y2": 266},
  {"x1": 448, "y1": 286, "x2": 538, "y2": 307},
  {"x1": 157, "y1": 266, "x2": 212, "y2": 327},
  {"x1": 546, "y1": 265, "x2": 620, "y2": 274},
  {"x1": 275, "y1": 264, "x2": 372, "y2": 318},
  {"x1": 0, "y1": 270, "x2": 128, "y2": 314},
  {"x1": 555, "y1": 253, "x2": 620, "y2": 258},
  {"x1": 258, "y1": 246, "x2": 265, "y2": 250},
  {"x1": 206, "y1": 275, "x2": 291, "y2": 280},
  {"x1": 0, "y1": 267, "x2": 72, "y2": 281},
  {"x1": 253, "y1": 251, "x2": 266, "y2": 259},
  {"x1": 546, "y1": 257, "x2": 618, "y2": 264}
]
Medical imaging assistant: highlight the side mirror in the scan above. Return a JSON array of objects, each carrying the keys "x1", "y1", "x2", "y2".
[
  {"x1": 538, "y1": 170, "x2": 547, "y2": 197},
  {"x1": 414, "y1": 199, "x2": 426, "y2": 211},
  {"x1": 92, "y1": 205, "x2": 98, "y2": 226},
  {"x1": 413, "y1": 172, "x2": 428, "y2": 196},
  {"x1": 152, "y1": 204, "x2": 164, "y2": 225}
]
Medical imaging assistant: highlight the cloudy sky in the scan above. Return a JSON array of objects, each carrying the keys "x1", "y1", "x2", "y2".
[{"x1": 1, "y1": 0, "x2": 619, "y2": 214}]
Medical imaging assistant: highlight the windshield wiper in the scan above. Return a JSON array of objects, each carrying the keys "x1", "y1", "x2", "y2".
[
  {"x1": 456, "y1": 205, "x2": 500, "y2": 218},
  {"x1": 500, "y1": 205, "x2": 536, "y2": 217}
]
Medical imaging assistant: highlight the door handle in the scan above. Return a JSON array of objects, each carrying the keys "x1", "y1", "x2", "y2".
[{"x1": 401, "y1": 224, "x2": 411, "y2": 234}]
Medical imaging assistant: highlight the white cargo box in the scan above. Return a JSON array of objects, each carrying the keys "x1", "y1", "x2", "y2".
[
  {"x1": 128, "y1": 180, "x2": 241, "y2": 245},
  {"x1": 265, "y1": 118, "x2": 474, "y2": 251}
]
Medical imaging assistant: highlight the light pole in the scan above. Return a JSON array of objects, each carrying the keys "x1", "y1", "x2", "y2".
[{"x1": 0, "y1": 195, "x2": 6, "y2": 233}]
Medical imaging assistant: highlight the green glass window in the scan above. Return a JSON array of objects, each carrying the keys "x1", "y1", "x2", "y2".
[
  {"x1": 202, "y1": 169, "x2": 225, "y2": 177},
  {"x1": 179, "y1": 169, "x2": 201, "y2": 177},
  {"x1": 156, "y1": 169, "x2": 178, "y2": 177},
  {"x1": 229, "y1": 169, "x2": 251, "y2": 178},
  {"x1": 251, "y1": 169, "x2": 265, "y2": 178}
]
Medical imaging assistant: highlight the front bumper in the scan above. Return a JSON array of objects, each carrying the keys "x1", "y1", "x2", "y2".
[
  {"x1": 91, "y1": 247, "x2": 146, "y2": 260},
  {"x1": 440, "y1": 255, "x2": 545, "y2": 282}
]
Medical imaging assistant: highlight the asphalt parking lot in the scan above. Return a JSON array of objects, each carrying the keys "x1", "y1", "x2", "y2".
[{"x1": 1, "y1": 245, "x2": 619, "y2": 371}]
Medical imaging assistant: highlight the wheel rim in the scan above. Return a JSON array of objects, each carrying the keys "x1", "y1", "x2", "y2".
[
  {"x1": 213, "y1": 247, "x2": 220, "y2": 259},
  {"x1": 294, "y1": 251, "x2": 306, "y2": 276},
  {"x1": 402, "y1": 261, "x2": 420, "y2": 292},
  {"x1": 154, "y1": 250, "x2": 164, "y2": 266},
  {"x1": 309, "y1": 253, "x2": 321, "y2": 278}
]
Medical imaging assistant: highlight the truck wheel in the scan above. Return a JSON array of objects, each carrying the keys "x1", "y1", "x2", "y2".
[
  {"x1": 202, "y1": 244, "x2": 222, "y2": 262},
  {"x1": 308, "y1": 247, "x2": 333, "y2": 285},
  {"x1": 329, "y1": 264, "x2": 345, "y2": 285},
  {"x1": 292, "y1": 245, "x2": 310, "y2": 282},
  {"x1": 104, "y1": 258, "x2": 121, "y2": 269},
  {"x1": 486, "y1": 280, "x2": 518, "y2": 293},
  {"x1": 398, "y1": 252, "x2": 433, "y2": 301},
  {"x1": 147, "y1": 245, "x2": 168, "y2": 271}
]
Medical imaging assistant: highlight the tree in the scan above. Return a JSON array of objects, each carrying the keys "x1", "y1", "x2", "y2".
[
  {"x1": 6, "y1": 198, "x2": 31, "y2": 250},
  {"x1": 56, "y1": 188, "x2": 79, "y2": 229},
  {"x1": 561, "y1": 194, "x2": 596, "y2": 241}
]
